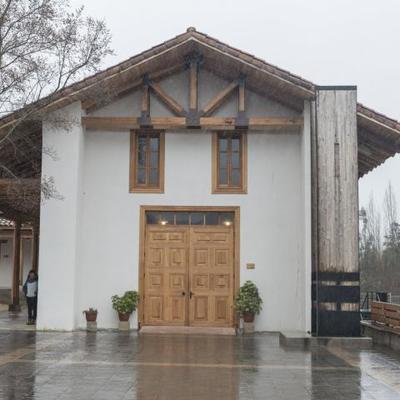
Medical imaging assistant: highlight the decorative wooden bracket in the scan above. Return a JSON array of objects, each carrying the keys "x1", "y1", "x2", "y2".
[
  {"x1": 201, "y1": 81, "x2": 238, "y2": 117},
  {"x1": 148, "y1": 82, "x2": 186, "y2": 117},
  {"x1": 199, "y1": 73, "x2": 248, "y2": 128}
]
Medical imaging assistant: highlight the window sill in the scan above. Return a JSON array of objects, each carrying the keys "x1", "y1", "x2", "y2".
[
  {"x1": 130, "y1": 187, "x2": 164, "y2": 194},
  {"x1": 212, "y1": 188, "x2": 247, "y2": 195}
]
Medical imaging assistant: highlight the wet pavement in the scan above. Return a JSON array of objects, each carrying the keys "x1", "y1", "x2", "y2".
[
  {"x1": 0, "y1": 309, "x2": 35, "y2": 331},
  {"x1": 0, "y1": 289, "x2": 35, "y2": 332},
  {"x1": 0, "y1": 331, "x2": 400, "y2": 399}
]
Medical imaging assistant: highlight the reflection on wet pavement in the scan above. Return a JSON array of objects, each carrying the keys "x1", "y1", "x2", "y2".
[{"x1": 0, "y1": 331, "x2": 399, "y2": 399}]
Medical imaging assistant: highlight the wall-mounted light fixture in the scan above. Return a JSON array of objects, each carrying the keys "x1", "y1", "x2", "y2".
[
  {"x1": 223, "y1": 220, "x2": 232, "y2": 226},
  {"x1": 159, "y1": 220, "x2": 168, "y2": 226}
]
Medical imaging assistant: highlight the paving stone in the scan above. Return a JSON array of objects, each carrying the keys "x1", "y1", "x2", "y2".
[{"x1": 0, "y1": 331, "x2": 400, "y2": 399}]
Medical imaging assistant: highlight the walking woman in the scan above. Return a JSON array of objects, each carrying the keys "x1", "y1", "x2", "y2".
[{"x1": 23, "y1": 270, "x2": 38, "y2": 325}]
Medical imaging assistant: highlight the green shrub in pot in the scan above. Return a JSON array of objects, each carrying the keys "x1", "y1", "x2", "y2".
[
  {"x1": 234, "y1": 281, "x2": 263, "y2": 322},
  {"x1": 111, "y1": 290, "x2": 139, "y2": 321}
]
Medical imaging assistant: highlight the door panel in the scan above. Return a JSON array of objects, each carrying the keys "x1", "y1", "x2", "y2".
[
  {"x1": 144, "y1": 223, "x2": 234, "y2": 327},
  {"x1": 189, "y1": 226, "x2": 234, "y2": 327},
  {"x1": 193, "y1": 296, "x2": 209, "y2": 322},
  {"x1": 148, "y1": 296, "x2": 163, "y2": 322},
  {"x1": 144, "y1": 225, "x2": 188, "y2": 325}
]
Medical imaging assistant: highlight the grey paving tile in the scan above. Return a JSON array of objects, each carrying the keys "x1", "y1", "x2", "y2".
[{"x1": 0, "y1": 331, "x2": 400, "y2": 399}]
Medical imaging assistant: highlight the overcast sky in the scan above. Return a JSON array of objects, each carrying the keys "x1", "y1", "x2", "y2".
[{"x1": 72, "y1": 0, "x2": 400, "y2": 215}]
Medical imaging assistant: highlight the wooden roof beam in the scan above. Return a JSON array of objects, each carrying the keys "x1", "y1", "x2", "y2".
[
  {"x1": 201, "y1": 81, "x2": 238, "y2": 117},
  {"x1": 82, "y1": 116, "x2": 303, "y2": 131},
  {"x1": 149, "y1": 82, "x2": 186, "y2": 117}
]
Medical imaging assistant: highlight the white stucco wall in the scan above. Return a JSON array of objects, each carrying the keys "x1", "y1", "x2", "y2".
[
  {"x1": 301, "y1": 101, "x2": 312, "y2": 334},
  {"x1": 38, "y1": 70, "x2": 312, "y2": 332},
  {"x1": 0, "y1": 239, "x2": 12, "y2": 289},
  {"x1": 37, "y1": 102, "x2": 84, "y2": 330},
  {"x1": 0, "y1": 237, "x2": 32, "y2": 290},
  {"x1": 76, "y1": 129, "x2": 307, "y2": 332}
]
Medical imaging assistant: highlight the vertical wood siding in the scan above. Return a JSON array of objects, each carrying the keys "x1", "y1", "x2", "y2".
[{"x1": 315, "y1": 89, "x2": 358, "y2": 274}]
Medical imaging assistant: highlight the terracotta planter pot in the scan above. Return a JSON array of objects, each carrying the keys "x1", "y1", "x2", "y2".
[
  {"x1": 118, "y1": 312, "x2": 130, "y2": 322},
  {"x1": 84, "y1": 311, "x2": 97, "y2": 322},
  {"x1": 243, "y1": 312, "x2": 255, "y2": 323}
]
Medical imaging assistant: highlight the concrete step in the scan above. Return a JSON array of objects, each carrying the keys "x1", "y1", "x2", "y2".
[
  {"x1": 139, "y1": 326, "x2": 236, "y2": 336},
  {"x1": 279, "y1": 330, "x2": 372, "y2": 349}
]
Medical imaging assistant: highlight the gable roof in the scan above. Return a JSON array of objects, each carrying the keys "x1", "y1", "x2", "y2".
[{"x1": 1, "y1": 27, "x2": 399, "y2": 178}]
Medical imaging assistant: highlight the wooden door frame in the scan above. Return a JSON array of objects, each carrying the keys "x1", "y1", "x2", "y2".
[{"x1": 138, "y1": 205, "x2": 240, "y2": 329}]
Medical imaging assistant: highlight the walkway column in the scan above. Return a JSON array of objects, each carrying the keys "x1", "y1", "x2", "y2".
[
  {"x1": 37, "y1": 101, "x2": 83, "y2": 330},
  {"x1": 311, "y1": 86, "x2": 360, "y2": 337},
  {"x1": 31, "y1": 224, "x2": 39, "y2": 272},
  {"x1": 9, "y1": 220, "x2": 21, "y2": 312}
]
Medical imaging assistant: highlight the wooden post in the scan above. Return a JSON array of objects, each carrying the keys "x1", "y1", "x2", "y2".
[
  {"x1": 311, "y1": 86, "x2": 359, "y2": 337},
  {"x1": 189, "y1": 59, "x2": 198, "y2": 112},
  {"x1": 31, "y1": 224, "x2": 39, "y2": 273},
  {"x1": 19, "y1": 238, "x2": 24, "y2": 285},
  {"x1": 9, "y1": 220, "x2": 21, "y2": 312},
  {"x1": 186, "y1": 52, "x2": 201, "y2": 127},
  {"x1": 140, "y1": 75, "x2": 151, "y2": 126},
  {"x1": 238, "y1": 80, "x2": 245, "y2": 113},
  {"x1": 237, "y1": 75, "x2": 248, "y2": 127}
]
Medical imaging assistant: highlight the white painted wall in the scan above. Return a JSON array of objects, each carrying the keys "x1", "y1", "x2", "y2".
[
  {"x1": 37, "y1": 102, "x2": 84, "y2": 330},
  {"x1": 0, "y1": 237, "x2": 32, "y2": 290},
  {"x1": 76, "y1": 129, "x2": 306, "y2": 331},
  {"x1": 38, "y1": 71, "x2": 311, "y2": 332},
  {"x1": 0, "y1": 239, "x2": 12, "y2": 289},
  {"x1": 301, "y1": 101, "x2": 312, "y2": 334}
]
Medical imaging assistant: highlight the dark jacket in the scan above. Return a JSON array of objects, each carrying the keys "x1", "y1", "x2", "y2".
[{"x1": 23, "y1": 276, "x2": 38, "y2": 297}]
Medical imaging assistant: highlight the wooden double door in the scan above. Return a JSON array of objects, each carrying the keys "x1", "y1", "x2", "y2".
[{"x1": 143, "y1": 224, "x2": 234, "y2": 327}]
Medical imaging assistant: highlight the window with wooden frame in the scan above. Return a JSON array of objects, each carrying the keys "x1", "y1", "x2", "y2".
[
  {"x1": 130, "y1": 130, "x2": 165, "y2": 193},
  {"x1": 212, "y1": 131, "x2": 247, "y2": 194}
]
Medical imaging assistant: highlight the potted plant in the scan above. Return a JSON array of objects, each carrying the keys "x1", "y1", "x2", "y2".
[
  {"x1": 83, "y1": 307, "x2": 98, "y2": 322},
  {"x1": 234, "y1": 281, "x2": 263, "y2": 323},
  {"x1": 111, "y1": 290, "x2": 139, "y2": 322}
]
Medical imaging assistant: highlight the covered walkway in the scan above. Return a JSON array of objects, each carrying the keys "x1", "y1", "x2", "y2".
[
  {"x1": 0, "y1": 309, "x2": 35, "y2": 332},
  {"x1": 0, "y1": 288, "x2": 34, "y2": 331}
]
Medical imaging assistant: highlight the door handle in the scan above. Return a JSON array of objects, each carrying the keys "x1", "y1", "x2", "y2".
[
  {"x1": 182, "y1": 291, "x2": 186, "y2": 296},
  {"x1": 190, "y1": 291, "x2": 194, "y2": 299}
]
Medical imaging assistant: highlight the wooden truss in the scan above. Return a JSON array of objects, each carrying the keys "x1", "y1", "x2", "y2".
[{"x1": 83, "y1": 52, "x2": 303, "y2": 132}]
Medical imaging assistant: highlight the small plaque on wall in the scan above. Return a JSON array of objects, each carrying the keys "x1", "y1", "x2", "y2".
[{"x1": 246, "y1": 263, "x2": 255, "y2": 270}]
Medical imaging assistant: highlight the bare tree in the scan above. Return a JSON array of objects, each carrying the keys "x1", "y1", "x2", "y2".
[
  {"x1": 360, "y1": 186, "x2": 400, "y2": 297},
  {"x1": 360, "y1": 194, "x2": 381, "y2": 255},
  {"x1": 0, "y1": 0, "x2": 113, "y2": 213},
  {"x1": 0, "y1": 0, "x2": 112, "y2": 118},
  {"x1": 383, "y1": 182, "x2": 398, "y2": 233},
  {"x1": 359, "y1": 194, "x2": 383, "y2": 292},
  {"x1": 382, "y1": 181, "x2": 400, "y2": 281},
  {"x1": 367, "y1": 194, "x2": 382, "y2": 255}
]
